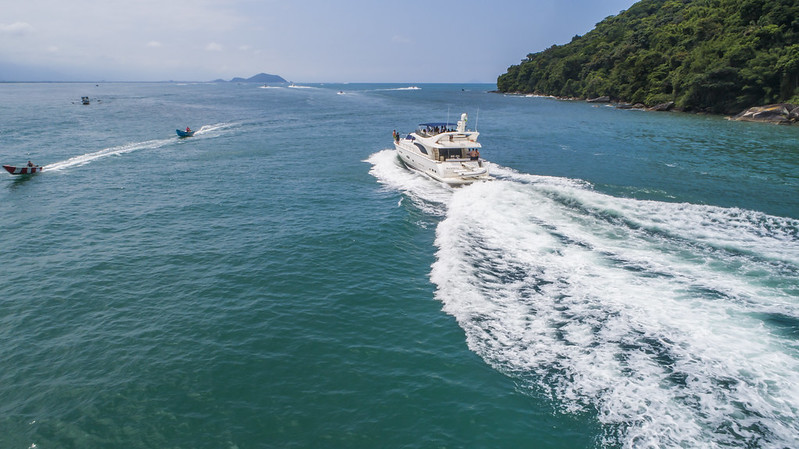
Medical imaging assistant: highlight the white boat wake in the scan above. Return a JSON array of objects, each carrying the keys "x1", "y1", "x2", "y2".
[
  {"x1": 367, "y1": 149, "x2": 799, "y2": 449},
  {"x1": 44, "y1": 139, "x2": 173, "y2": 171},
  {"x1": 192, "y1": 122, "x2": 234, "y2": 136},
  {"x1": 374, "y1": 86, "x2": 421, "y2": 91},
  {"x1": 44, "y1": 122, "x2": 233, "y2": 171}
]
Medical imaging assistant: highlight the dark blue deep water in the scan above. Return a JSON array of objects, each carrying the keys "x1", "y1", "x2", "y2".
[{"x1": 1, "y1": 83, "x2": 797, "y2": 448}]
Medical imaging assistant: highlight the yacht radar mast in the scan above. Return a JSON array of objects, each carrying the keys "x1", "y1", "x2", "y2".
[{"x1": 457, "y1": 113, "x2": 468, "y2": 132}]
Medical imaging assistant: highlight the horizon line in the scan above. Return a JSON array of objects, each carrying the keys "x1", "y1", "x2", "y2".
[{"x1": 0, "y1": 80, "x2": 499, "y2": 85}]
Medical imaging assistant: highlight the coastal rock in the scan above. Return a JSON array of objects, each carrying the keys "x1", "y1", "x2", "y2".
[
  {"x1": 732, "y1": 104, "x2": 796, "y2": 124},
  {"x1": 616, "y1": 102, "x2": 647, "y2": 110},
  {"x1": 648, "y1": 101, "x2": 675, "y2": 112},
  {"x1": 587, "y1": 96, "x2": 611, "y2": 103}
]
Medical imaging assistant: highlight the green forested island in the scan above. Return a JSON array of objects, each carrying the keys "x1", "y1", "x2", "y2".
[{"x1": 497, "y1": 0, "x2": 799, "y2": 114}]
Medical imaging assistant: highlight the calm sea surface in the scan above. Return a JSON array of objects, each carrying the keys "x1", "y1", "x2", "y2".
[{"x1": 1, "y1": 82, "x2": 797, "y2": 449}]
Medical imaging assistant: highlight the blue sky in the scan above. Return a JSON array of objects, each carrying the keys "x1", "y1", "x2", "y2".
[{"x1": 1, "y1": 0, "x2": 638, "y2": 82}]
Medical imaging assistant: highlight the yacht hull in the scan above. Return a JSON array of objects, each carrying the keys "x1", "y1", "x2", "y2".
[{"x1": 395, "y1": 141, "x2": 490, "y2": 186}]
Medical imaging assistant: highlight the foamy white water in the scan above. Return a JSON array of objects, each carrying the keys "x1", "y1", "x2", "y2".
[
  {"x1": 369, "y1": 151, "x2": 799, "y2": 449},
  {"x1": 366, "y1": 149, "x2": 452, "y2": 217},
  {"x1": 43, "y1": 123, "x2": 234, "y2": 171},
  {"x1": 44, "y1": 139, "x2": 173, "y2": 171},
  {"x1": 373, "y1": 86, "x2": 421, "y2": 91},
  {"x1": 191, "y1": 122, "x2": 238, "y2": 137}
]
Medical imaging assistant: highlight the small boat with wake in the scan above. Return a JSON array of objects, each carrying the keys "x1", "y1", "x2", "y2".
[
  {"x1": 394, "y1": 112, "x2": 491, "y2": 186},
  {"x1": 176, "y1": 127, "x2": 195, "y2": 138},
  {"x1": 4, "y1": 162, "x2": 43, "y2": 175}
]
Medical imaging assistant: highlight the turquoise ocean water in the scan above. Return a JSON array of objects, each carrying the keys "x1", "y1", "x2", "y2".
[{"x1": 1, "y1": 82, "x2": 797, "y2": 448}]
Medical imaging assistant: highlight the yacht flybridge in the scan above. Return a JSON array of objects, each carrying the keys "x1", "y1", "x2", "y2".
[{"x1": 394, "y1": 113, "x2": 491, "y2": 186}]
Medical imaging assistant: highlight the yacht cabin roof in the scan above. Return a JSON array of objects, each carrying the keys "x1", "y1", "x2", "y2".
[{"x1": 418, "y1": 122, "x2": 456, "y2": 128}]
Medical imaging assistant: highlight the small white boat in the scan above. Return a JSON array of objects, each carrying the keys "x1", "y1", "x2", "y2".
[{"x1": 394, "y1": 113, "x2": 491, "y2": 186}]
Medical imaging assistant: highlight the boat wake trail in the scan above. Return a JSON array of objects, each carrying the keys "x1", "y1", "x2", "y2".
[
  {"x1": 374, "y1": 86, "x2": 421, "y2": 91},
  {"x1": 366, "y1": 149, "x2": 452, "y2": 218},
  {"x1": 44, "y1": 139, "x2": 174, "y2": 171},
  {"x1": 193, "y1": 122, "x2": 235, "y2": 136},
  {"x1": 44, "y1": 123, "x2": 235, "y2": 171},
  {"x1": 368, "y1": 150, "x2": 799, "y2": 449}
]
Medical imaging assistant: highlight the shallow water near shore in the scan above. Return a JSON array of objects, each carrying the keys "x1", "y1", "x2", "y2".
[{"x1": 1, "y1": 82, "x2": 797, "y2": 448}]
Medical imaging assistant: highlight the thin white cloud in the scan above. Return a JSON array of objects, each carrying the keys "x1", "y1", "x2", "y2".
[
  {"x1": 391, "y1": 35, "x2": 411, "y2": 44},
  {"x1": 206, "y1": 42, "x2": 223, "y2": 52},
  {"x1": 146, "y1": 41, "x2": 162, "y2": 48},
  {"x1": 0, "y1": 22, "x2": 34, "y2": 36}
]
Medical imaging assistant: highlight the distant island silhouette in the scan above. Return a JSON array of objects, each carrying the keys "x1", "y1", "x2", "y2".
[{"x1": 214, "y1": 73, "x2": 287, "y2": 83}]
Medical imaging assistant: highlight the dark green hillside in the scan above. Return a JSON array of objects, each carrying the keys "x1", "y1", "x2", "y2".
[{"x1": 497, "y1": 0, "x2": 799, "y2": 114}]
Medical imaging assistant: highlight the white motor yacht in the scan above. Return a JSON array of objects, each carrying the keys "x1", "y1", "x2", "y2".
[{"x1": 394, "y1": 113, "x2": 491, "y2": 186}]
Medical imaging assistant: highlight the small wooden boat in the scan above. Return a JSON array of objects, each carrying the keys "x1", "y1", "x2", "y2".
[
  {"x1": 176, "y1": 129, "x2": 195, "y2": 138},
  {"x1": 3, "y1": 164, "x2": 43, "y2": 175}
]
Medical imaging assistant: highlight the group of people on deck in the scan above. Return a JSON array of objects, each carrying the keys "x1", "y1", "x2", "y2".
[
  {"x1": 427, "y1": 126, "x2": 453, "y2": 134},
  {"x1": 418, "y1": 126, "x2": 455, "y2": 137}
]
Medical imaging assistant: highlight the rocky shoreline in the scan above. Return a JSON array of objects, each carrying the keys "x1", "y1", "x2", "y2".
[
  {"x1": 498, "y1": 91, "x2": 799, "y2": 125},
  {"x1": 729, "y1": 104, "x2": 799, "y2": 125}
]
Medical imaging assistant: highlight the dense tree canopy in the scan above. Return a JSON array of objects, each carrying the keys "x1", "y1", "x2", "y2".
[{"x1": 497, "y1": 0, "x2": 799, "y2": 114}]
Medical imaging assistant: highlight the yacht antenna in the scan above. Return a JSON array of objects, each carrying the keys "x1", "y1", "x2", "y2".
[
  {"x1": 447, "y1": 107, "x2": 450, "y2": 128},
  {"x1": 475, "y1": 108, "x2": 479, "y2": 131}
]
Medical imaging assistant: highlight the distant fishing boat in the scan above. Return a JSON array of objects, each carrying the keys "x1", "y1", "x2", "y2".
[
  {"x1": 3, "y1": 163, "x2": 43, "y2": 175},
  {"x1": 176, "y1": 128, "x2": 195, "y2": 138}
]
